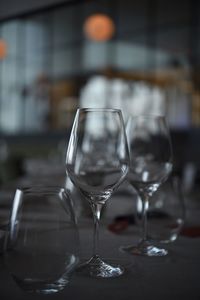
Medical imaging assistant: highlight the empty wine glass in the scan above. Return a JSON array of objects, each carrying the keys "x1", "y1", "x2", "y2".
[
  {"x1": 66, "y1": 108, "x2": 129, "y2": 278},
  {"x1": 121, "y1": 115, "x2": 173, "y2": 256},
  {"x1": 4, "y1": 186, "x2": 79, "y2": 294}
]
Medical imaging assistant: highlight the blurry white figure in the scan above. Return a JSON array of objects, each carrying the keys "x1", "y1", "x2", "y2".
[
  {"x1": 109, "y1": 79, "x2": 131, "y2": 122},
  {"x1": 129, "y1": 82, "x2": 165, "y2": 117},
  {"x1": 80, "y1": 76, "x2": 108, "y2": 135},
  {"x1": 80, "y1": 75, "x2": 131, "y2": 122},
  {"x1": 151, "y1": 86, "x2": 166, "y2": 116},
  {"x1": 80, "y1": 76, "x2": 108, "y2": 108},
  {"x1": 165, "y1": 85, "x2": 191, "y2": 129},
  {"x1": 80, "y1": 76, "x2": 166, "y2": 127}
]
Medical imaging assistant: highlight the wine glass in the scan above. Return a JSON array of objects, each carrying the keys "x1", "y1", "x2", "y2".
[
  {"x1": 66, "y1": 108, "x2": 129, "y2": 278},
  {"x1": 121, "y1": 115, "x2": 173, "y2": 256},
  {"x1": 4, "y1": 186, "x2": 79, "y2": 294}
]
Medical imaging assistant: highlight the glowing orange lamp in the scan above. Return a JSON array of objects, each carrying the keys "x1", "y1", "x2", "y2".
[
  {"x1": 84, "y1": 14, "x2": 115, "y2": 42},
  {"x1": 0, "y1": 39, "x2": 7, "y2": 60}
]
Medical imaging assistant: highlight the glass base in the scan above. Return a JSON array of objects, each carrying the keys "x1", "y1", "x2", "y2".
[
  {"x1": 12, "y1": 275, "x2": 69, "y2": 294},
  {"x1": 76, "y1": 255, "x2": 124, "y2": 278},
  {"x1": 121, "y1": 240, "x2": 168, "y2": 257}
]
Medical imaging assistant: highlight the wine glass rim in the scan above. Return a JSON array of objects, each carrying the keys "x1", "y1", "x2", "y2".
[
  {"x1": 15, "y1": 185, "x2": 68, "y2": 195},
  {"x1": 77, "y1": 107, "x2": 122, "y2": 113}
]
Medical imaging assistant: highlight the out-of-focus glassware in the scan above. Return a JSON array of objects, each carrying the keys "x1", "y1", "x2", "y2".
[
  {"x1": 4, "y1": 186, "x2": 79, "y2": 294},
  {"x1": 121, "y1": 115, "x2": 173, "y2": 256},
  {"x1": 66, "y1": 108, "x2": 129, "y2": 278},
  {"x1": 136, "y1": 176, "x2": 185, "y2": 243}
]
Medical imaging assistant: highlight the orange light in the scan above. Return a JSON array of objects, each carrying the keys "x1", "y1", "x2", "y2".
[
  {"x1": 0, "y1": 39, "x2": 7, "y2": 60},
  {"x1": 84, "y1": 14, "x2": 115, "y2": 42}
]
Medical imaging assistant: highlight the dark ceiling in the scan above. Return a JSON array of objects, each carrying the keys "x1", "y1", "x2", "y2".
[{"x1": 0, "y1": 0, "x2": 199, "y2": 66}]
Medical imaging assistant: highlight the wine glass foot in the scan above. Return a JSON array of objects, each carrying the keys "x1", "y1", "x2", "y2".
[
  {"x1": 120, "y1": 241, "x2": 168, "y2": 257},
  {"x1": 76, "y1": 255, "x2": 124, "y2": 278}
]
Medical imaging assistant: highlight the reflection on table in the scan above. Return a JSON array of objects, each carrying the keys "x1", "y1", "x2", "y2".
[{"x1": 0, "y1": 175, "x2": 200, "y2": 299}]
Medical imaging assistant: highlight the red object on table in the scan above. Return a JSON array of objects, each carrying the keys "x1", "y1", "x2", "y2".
[{"x1": 181, "y1": 226, "x2": 200, "y2": 238}]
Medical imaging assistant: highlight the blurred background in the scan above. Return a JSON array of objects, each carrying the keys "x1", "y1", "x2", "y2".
[{"x1": 0, "y1": 0, "x2": 199, "y2": 193}]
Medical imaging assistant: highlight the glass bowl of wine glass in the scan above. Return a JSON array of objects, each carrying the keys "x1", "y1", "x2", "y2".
[{"x1": 4, "y1": 186, "x2": 80, "y2": 294}]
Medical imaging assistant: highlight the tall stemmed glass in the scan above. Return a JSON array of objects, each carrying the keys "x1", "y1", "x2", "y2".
[
  {"x1": 121, "y1": 115, "x2": 173, "y2": 256},
  {"x1": 66, "y1": 108, "x2": 129, "y2": 278}
]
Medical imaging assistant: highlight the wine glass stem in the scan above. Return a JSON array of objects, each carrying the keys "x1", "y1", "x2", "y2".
[
  {"x1": 140, "y1": 193, "x2": 149, "y2": 242},
  {"x1": 91, "y1": 203, "x2": 103, "y2": 257}
]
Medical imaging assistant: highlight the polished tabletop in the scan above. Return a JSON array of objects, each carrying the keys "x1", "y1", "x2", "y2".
[{"x1": 0, "y1": 186, "x2": 200, "y2": 300}]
